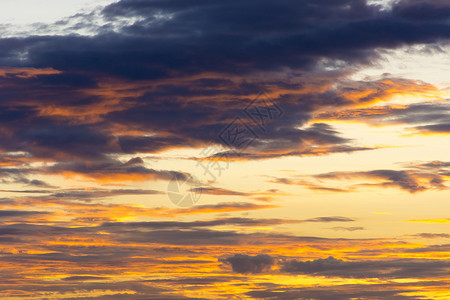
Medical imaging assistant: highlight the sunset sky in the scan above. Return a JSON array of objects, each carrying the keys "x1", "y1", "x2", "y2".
[{"x1": 0, "y1": 0, "x2": 449, "y2": 299}]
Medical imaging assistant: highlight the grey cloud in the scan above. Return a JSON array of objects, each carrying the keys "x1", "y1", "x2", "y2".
[{"x1": 220, "y1": 254, "x2": 275, "y2": 274}]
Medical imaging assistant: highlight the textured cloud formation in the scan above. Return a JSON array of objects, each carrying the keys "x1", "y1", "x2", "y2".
[
  {"x1": 272, "y1": 161, "x2": 449, "y2": 193},
  {"x1": 0, "y1": 0, "x2": 449, "y2": 169},
  {"x1": 220, "y1": 253, "x2": 450, "y2": 279},
  {"x1": 317, "y1": 98, "x2": 450, "y2": 135},
  {"x1": 0, "y1": 0, "x2": 450, "y2": 299},
  {"x1": 281, "y1": 256, "x2": 450, "y2": 279},
  {"x1": 220, "y1": 254, "x2": 275, "y2": 274},
  {"x1": 246, "y1": 284, "x2": 431, "y2": 300}
]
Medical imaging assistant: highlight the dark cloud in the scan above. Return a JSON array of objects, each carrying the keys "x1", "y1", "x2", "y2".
[
  {"x1": 0, "y1": 115, "x2": 117, "y2": 160},
  {"x1": 273, "y1": 163, "x2": 449, "y2": 193},
  {"x1": 2, "y1": 0, "x2": 449, "y2": 79},
  {"x1": 413, "y1": 123, "x2": 450, "y2": 133},
  {"x1": 0, "y1": 0, "x2": 448, "y2": 165},
  {"x1": 393, "y1": 0, "x2": 450, "y2": 21},
  {"x1": 107, "y1": 228, "x2": 244, "y2": 246},
  {"x1": 220, "y1": 254, "x2": 275, "y2": 274},
  {"x1": 360, "y1": 169, "x2": 444, "y2": 192},
  {"x1": 16, "y1": 125, "x2": 113, "y2": 159},
  {"x1": 330, "y1": 226, "x2": 365, "y2": 231},
  {"x1": 6, "y1": 176, "x2": 55, "y2": 188},
  {"x1": 62, "y1": 276, "x2": 106, "y2": 281},
  {"x1": 97, "y1": 0, "x2": 450, "y2": 78},
  {"x1": 0, "y1": 279, "x2": 205, "y2": 300},
  {"x1": 171, "y1": 202, "x2": 278, "y2": 214},
  {"x1": 101, "y1": 217, "x2": 300, "y2": 230},
  {"x1": 317, "y1": 99, "x2": 450, "y2": 135},
  {"x1": 218, "y1": 252, "x2": 450, "y2": 280},
  {"x1": 302, "y1": 216, "x2": 355, "y2": 223},
  {"x1": 0, "y1": 210, "x2": 49, "y2": 218},
  {"x1": 414, "y1": 161, "x2": 450, "y2": 169},
  {"x1": 190, "y1": 187, "x2": 249, "y2": 196},
  {"x1": 403, "y1": 244, "x2": 450, "y2": 253},
  {"x1": 246, "y1": 285, "x2": 425, "y2": 300},
  {"x1": 46, "y1": 157, "x2": 191, "y2": 182},
  {"x1": 317, "y1": 100, "x2": 450, "y2": 126},
  {"x1": 42, "y1": 188, "x2": 163, "y2": 202},
  {"x1": 412, "y1": 233, "x2": 450, "y2": 239},
  {"x1": 0, "y1": 167, "x2": 56, "y2": 188},
  {"x1": 281, "y1": 256, "x2": 450, "y2": 279}
]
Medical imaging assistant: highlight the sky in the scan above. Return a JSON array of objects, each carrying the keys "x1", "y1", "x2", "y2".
[{"x1": 0, "y1": 0, "x2": 449, "y2": 299}]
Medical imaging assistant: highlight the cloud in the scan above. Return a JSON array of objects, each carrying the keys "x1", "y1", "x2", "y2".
[
  {"x1": 273, "y1": 162, "x2": 449, "y2": 193},
  {"x1": 48, "y1": 188, "x2": 163, "y2": 201},
  {"x1": 46, "y1": 157, "x2": 192, "y2": 182},
  {"x1": 220, "y1": 254, "x2": 275, "y2": 274},
  {"x1": 190, "y1": 187, "x2": 249, "y2": 196},
  {"x1": 301, "y1": 216, "x2": 355, "y2": 223},
  {"x1": 281, "y1": 256, "x2": 450, "y2": 279},
  {"x1": 316, "y1": 99, "x2": 449, "y2": 126},
  {"x1": 218, "y1": 253, "x2": 450, "y2": 280},
  {"x1": 171, "y1": 202, "x2": 278, "y2": 215},
  {"x1": 316, "y1": 97, "x2": 450, "y2": 136},
  {"x1": 100, "y1": 217, "x2": 301, "y2": 230},
  {"x1": 393, "y1": 0, "x2": 450, "y2": 21},
  {"x1": 62, "y1": 276, "x2": 106, "y2": 281},
  {"x1": 0, "y1": 214, "x2": 447, "y2": 298},
  {"x1": 0, "y1": 0, "x2": 448, "y2": 167},
  {"x1": 0, "y1": 1, "x2": 449, "y2": 298},
  {"x1": 0, "y1": 210, "x2": 50, "y2": 218},
  {"x1": 329, "y1": 226, "x2": 366, "y2": 231},
  {"x1": 97, "y1": 0, "x2": 450, "y2": 79},
  {"x1": 411, "y1": 233, "x2": 450, "y2": 238},
  {"x1": 412, "y1": 123, "x2": 450, "y2": 133},
  {"x1": 246, "y1": 284, "x2": 425, "y2": 300}
]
